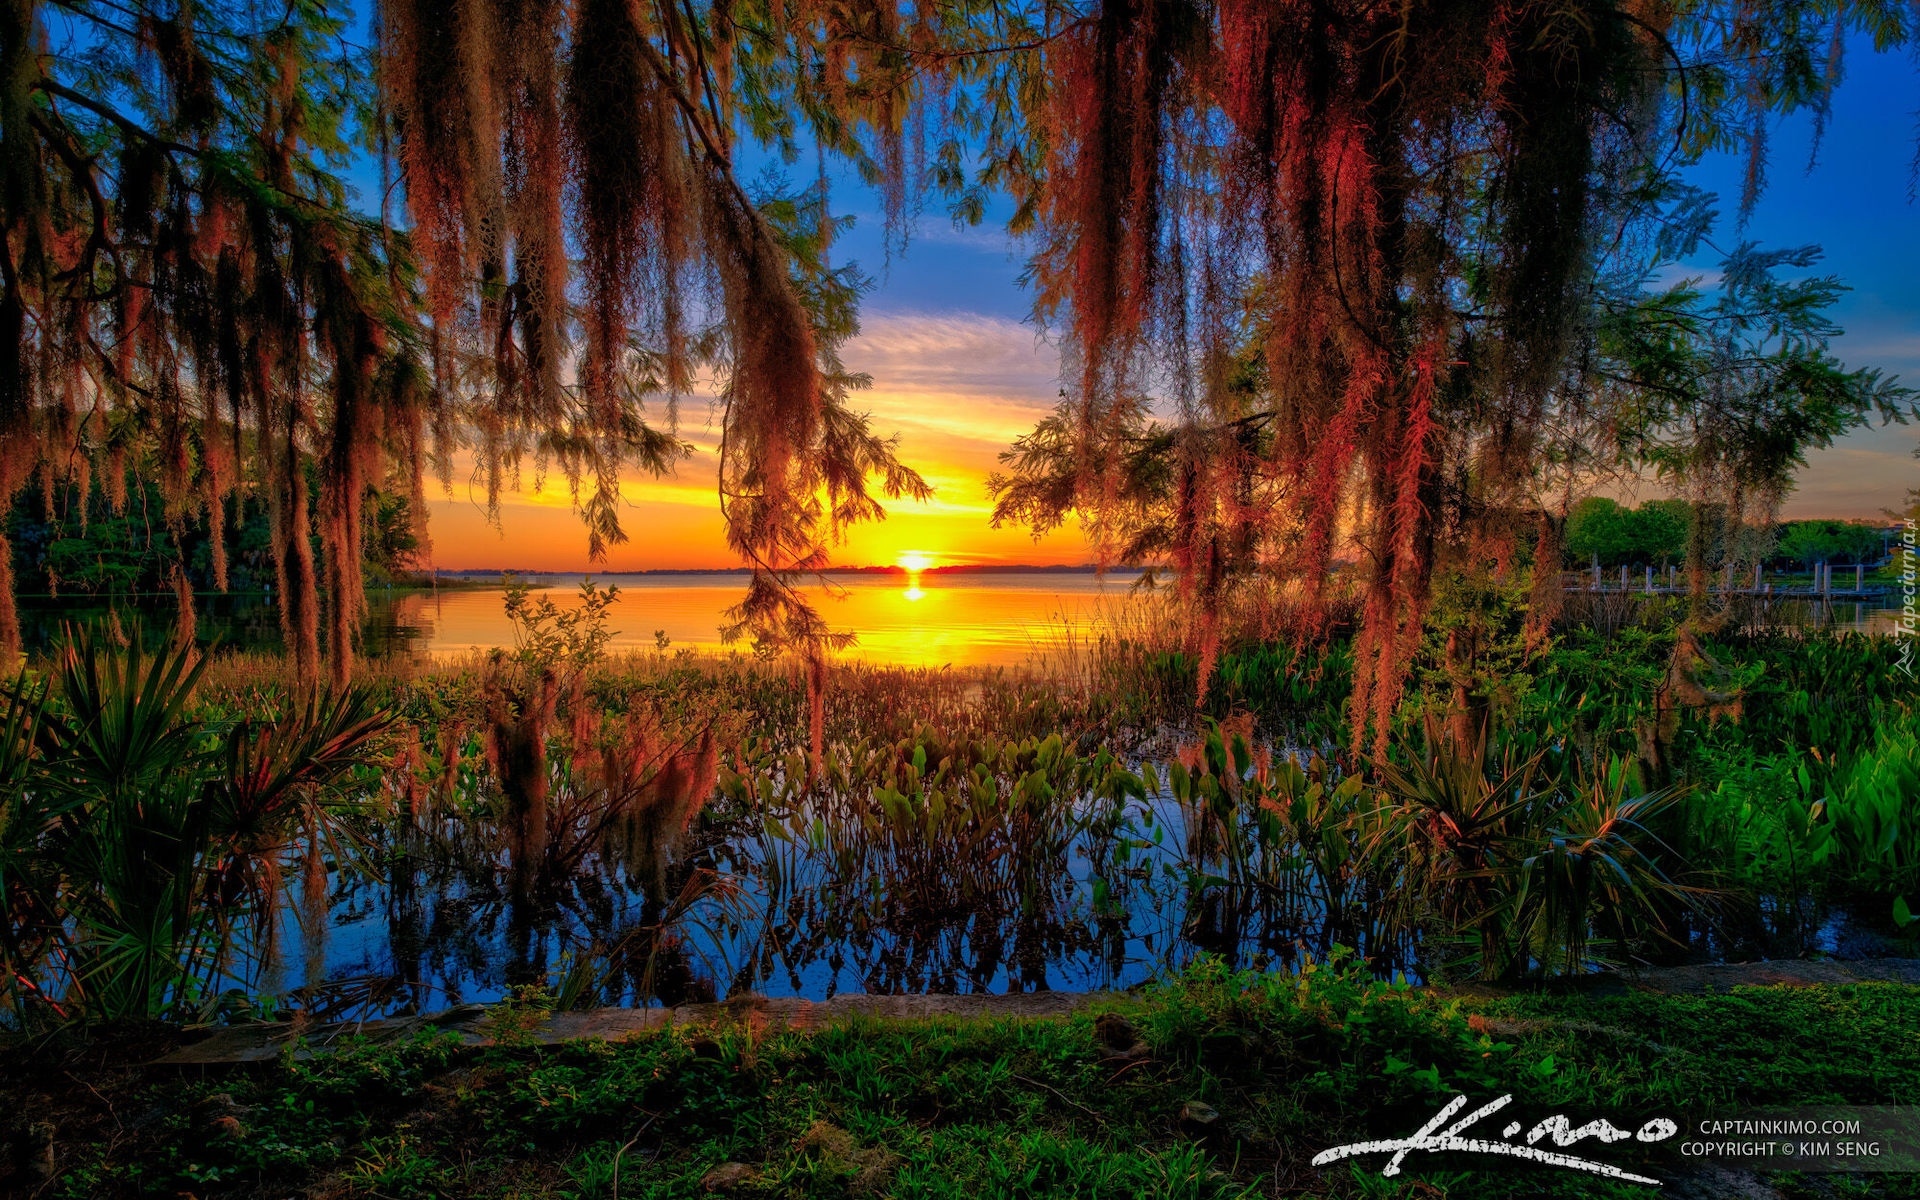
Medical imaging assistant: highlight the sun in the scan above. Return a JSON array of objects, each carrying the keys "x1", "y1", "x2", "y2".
[{"x1": 897, "y1": 550, "x2": 936, "y2": 573}]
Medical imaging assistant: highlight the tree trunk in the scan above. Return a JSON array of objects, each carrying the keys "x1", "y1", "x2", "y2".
[
  {"x1": 0, "y1": 532, "x2": 18, "y2": 666},
  {"x1": 271, "y1": 448, "x2": 321, "y2": 690}
]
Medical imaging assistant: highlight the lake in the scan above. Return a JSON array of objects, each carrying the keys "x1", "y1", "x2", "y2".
[
  {"x1": 17, "y1": 569, "x2": 1903, "y2": 670},
  {"x1": 18, "y1": 570, "x2": 1154, "y2": 669},
  {"x1": 390, "y1": 571, "x2": 1151, "y2": 668},
  {"x1": 285, "y1": 786, "x2": 1231, "y2": 1010}
]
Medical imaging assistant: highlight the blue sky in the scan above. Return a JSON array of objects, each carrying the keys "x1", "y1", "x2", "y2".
[
  {"x1": 425, "y1": 30, "x2": 1919, "y2": 569},
  {"x1": 815, "y1": 31, "x2": 1920, "y2": 519},
  {"x1": 1671, "y1": 33, "x2": 1920, "y2": 517}
]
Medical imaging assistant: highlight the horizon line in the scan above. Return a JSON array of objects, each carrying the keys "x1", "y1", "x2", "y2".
[{"x1": 415, "y1": 562, "x2": 1145, "y2": 576}]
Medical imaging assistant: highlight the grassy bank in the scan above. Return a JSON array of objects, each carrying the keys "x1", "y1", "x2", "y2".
[{"x1": 6, "y1": 960, "x2": 1919, "y2": 1198}]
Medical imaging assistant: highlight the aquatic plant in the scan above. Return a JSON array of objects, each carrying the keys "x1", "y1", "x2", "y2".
[
  {"x1": 1153, "y1": 713, "x2": 1705, "y2": 983},
  {"x1": 0, "y1": 631, "x2": 394, "y2": 1024},
  {"x1": 697, "y1": 721, "x2": 1170, "y2": 993},
  {"x1": 23, "y1": 622, "x2": 1877, "y2": 1015},
  {"x1": 1813, "y1": 706, "x2": 1920, "y2": 930}
]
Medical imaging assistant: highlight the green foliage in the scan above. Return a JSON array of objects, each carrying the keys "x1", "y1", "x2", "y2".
[
  {"x1": 501, "y1": 576, "x2": 623, "y2": 673},
  {"x1": 1563, "y1": 498, "x2": 1691, "y2": 567},
  {"x1": 112, "y1": 617, "x2": 1895, "y2": 1014},
  {"x1": 17, "y1": 959, "x2": 1920, "y2": 1198},
  {"x1": 1147, "y1": 716, "x2": 1699, "y2": 983},
  {"x1": 7, "y1": 476, "x2": 257, "y2": 597},
  {"x1": 1597, "y1": 220, "x2": 1916, "y2": 513},
  {"x1": 1403, "y1": 564, "x2": 1537, "y2": 741},
  {"x1": 1684, "y1": 744, "x2": 1822, "y2": 941},
  {"x1": 1813, "y1": 706, "x2": 1920, "y2": 929},
  {"x1": 1519, "y1": 624, "x2": 1672, "y2": 765},
  {"x1": 362, "y1": 492, "x2": 426, "y2": 584},
  {"x1": 6, "y1": 469, "x2": 425, "y2": 598},
  {"x1": 1367, "y1": 724, "x2": 1693, "y2": 981},
  {"x1": 725, "y1": 723, "x2": 1148, "y2": 976},
  {"x1": 1774, "y1": 519, "x2": 1887, "y2": 568},
  {"x1": 0, "y1": 615, "x2": 1891, "y2": 1026},
  {"x1": 1196, "y1": 640, "x2": 1352, "y2": 748},
  {"x1": 0, "y1": 632, "x2": 394, "y2": 1023}
]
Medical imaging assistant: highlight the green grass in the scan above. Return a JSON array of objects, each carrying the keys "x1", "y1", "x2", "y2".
[{"x1": 10, "y1": 959, "x2": 1920, "y2": 1198}]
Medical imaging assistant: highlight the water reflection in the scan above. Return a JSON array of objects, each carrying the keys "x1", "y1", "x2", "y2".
[
  {"x1": 392, "y1": 572, "x2": 1146, "y2": 668},
  {"x1": 18, "y1": 572, "x2": 1900, "y2": 670},
  {"x1": 298, "y1": 790, "x2": 1232, "y2": 1008},
  {"x1": 17, "y1": 571, "x2": 1149, "y2": 669}
]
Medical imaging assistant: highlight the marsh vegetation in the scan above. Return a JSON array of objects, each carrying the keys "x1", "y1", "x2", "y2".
[{"x1": 2, "y1": 574, "x2": 1911, "y2": 1032}]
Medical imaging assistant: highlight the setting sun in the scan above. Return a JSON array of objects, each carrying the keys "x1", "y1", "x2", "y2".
[{"x1": 897, "y1": 550, "x2": 937, "y2": 573}]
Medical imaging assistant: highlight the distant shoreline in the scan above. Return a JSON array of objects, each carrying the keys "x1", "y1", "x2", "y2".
[
  {"x1": 6, "y1": 563, "x2": 1152, "y2": 603},
  {"x1": 423, "y1": 563, "x2": 1148, "y2": 579}
]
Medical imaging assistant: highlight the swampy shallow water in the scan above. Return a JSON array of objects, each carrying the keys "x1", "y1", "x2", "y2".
[
  {"x1": 270, "y1": 787, "x2": 1298, "y2": 1013},
  {"x1": 263, "y1": 777, "x2": 1901, "y2": 1016}
]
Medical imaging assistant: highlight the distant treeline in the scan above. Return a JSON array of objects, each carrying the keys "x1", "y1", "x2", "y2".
[
  {"x1": 1564, "y1": 497, "x2": 1895, "y2": 570},
  {"x1": 5, "y1": 465, "x2": 423, "y2": 598}
]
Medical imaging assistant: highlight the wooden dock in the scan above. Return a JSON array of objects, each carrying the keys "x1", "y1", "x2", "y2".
[{"x1": 1561, "y1": 562, "x2": 1892, "y2": 602}]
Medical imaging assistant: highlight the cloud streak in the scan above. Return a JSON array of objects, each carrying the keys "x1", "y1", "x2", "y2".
[{"x1": 425, "y1": 309, "x2": 1087, "y2": 570}]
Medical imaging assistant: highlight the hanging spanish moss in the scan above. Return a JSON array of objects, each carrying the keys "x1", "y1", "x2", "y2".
[
  {"x1": 1, "y1": 0, "x2": 1898, "y2": 703},
  {"x1": 4, "y1": 0, "x2": 433, "y2": 684},
  {"x1": 377, "y1": 0, "x2": 932, "y2": 756},
  {"x1": 170, "y1": 563, "x2": 196, "y2": 652},
  {"x1": 987, "y1": 0, "x2": 1672, "y2": 750},
  {"x1": 0, "y1": 532, "x2": 16, "y2": 665}
]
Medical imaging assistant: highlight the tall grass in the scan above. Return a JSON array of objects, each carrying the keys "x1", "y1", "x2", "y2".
[{"x1": 1814, "y1": 707, "x2": 1920, "y2": 928}]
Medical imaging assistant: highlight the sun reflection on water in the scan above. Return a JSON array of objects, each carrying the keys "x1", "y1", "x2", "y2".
[{"x1": 385, "y1": 570, "x2": 1148, "y2": 668}]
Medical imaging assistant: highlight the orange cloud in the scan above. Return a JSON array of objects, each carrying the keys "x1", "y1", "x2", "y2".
[
  {"x1": 420, "y1": 312, "x2": 1094, "y2": 571},
  {"x1": 420, "y1": 309, "x2": 1915, "y2": 572}
]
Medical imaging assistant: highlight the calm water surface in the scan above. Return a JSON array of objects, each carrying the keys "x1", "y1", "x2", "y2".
[
  {"x1": 277, "y1": 788, "x2": 1261, "y2": 1011},
  {"x1": 381, "y1": 571, "x2": 1151, "y2": 668},
  {"x1": 17, "y1": 571, "x2": 1900, "y2": 1012},
  {"x1": 17, "y1": 569, "x2": 1901, "y2": 667}
]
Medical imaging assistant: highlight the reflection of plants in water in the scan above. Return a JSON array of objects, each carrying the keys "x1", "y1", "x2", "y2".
[
  {"x1": 252, "y1": 637, "x2": 1754, "y2": 1010},
  {"x1": 1156, "y1": 716, "x2": 1707, "y2": 984},
  {"x1": 334, "y1": 683, "x2": 1716, "y2": 1011},
  {"x1": 371, "y1": 603, "x2": 740, "y2": 1005},
  {"x1": 429, "y1": 577, "x2": 735, "y2": 901},
  {"x1": 460, "y1": 677, "x2": 728, "y2": 899},
  {"x1": 1159, "y1": 717, "x2": 1382, "y2": 965},
  {"x1": 553, "y1": 868, "x2": 754, "y2": 1009},
  {"x1": 720, "y1": 727, "x2": 1151, "y2": 993}
]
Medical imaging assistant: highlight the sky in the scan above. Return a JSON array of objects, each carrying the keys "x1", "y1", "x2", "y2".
[
  {"x1": 422, "y1": 35, "x2": 1920, "y2": 572},
  {"x1": 1679, "y1": 35, "x2": 1920, "y2": 522}
]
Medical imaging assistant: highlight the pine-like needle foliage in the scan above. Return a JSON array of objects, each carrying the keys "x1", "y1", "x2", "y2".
[
  {"x1": 4, "y1": 0, "x2": 1910, "y2": 735},
  {"x1": 377, "y1": 0, "x2": 935, "y2": 753}
]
